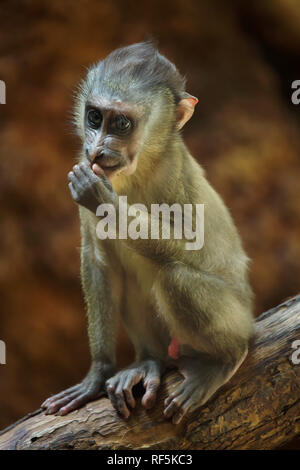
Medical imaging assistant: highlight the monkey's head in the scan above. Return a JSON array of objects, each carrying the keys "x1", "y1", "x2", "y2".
[{"x1": 74, "y1": 41, "x2": 198, "y2": 179}]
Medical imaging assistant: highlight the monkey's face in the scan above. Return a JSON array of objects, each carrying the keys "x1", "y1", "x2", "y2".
[{"x1": 83, "y1": 96, "x2": 145, "y2": 179}]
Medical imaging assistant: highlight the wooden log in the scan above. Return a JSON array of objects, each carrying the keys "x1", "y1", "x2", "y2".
[{"x1": 0, "y1": 295, "x2": 300, "y2": 450}]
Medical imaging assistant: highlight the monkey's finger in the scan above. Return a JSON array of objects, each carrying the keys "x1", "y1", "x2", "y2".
[
  {"x1": 98, "y1": 172, "x2": 113, "y2": 191},
  {"x1": 78, "y1": 162, "x2": 100, "y2": 183},
  {"x1": 106, "y1": 380, "x2": 128, "y2": 417},
  {"x1": 71, "y1": 166, "x2": 95, "y2": 188},
  {"x1": 123, "y1": 372, "x2": 143, "y2": 409},
  {"x1": 68, "y1": 170, "x2": 77, "y2": 182},
  {"x1": 68, "y1": 182, "x2": 80, "y2": 201},
  {"x1": 72, "y1": 164, "x2": 84, "y2": 179},
  {"x1": 91, "y1": 170, "x2": 114, "y2": 197},
  {"x1": 90, "y1": 161, "x2": 113, "y2": 189},
  {"x1": 115, "y1": 382, "x2": 131, "y2": 419},
  {"x1": 107, "y1": 385, "x2": 130, "y2": 419},
  {"x1": 68, "y1": 171, "x2": 84, "y2": 191},
  {"x1": 142, "y1": 375, "x2": 160, "y2": 409},
  {"x1": 71, "y1": 165, "x2": 96, "y2": 190},
  {"x1": 78, "y1": 162, "x2": 112, "y2": 199},
  {"x1": 92, "y1": 162, "x2": 105, "y2": 177}
]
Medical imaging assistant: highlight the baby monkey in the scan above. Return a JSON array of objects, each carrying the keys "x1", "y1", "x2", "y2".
[{"x1": 42, "y1": 42, "x2": 254, "y2": 424}]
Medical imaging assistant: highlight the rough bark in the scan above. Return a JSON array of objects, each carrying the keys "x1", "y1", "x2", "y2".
[{"x1": 0, "y1": 295, "x2": 300, "y2": 450}]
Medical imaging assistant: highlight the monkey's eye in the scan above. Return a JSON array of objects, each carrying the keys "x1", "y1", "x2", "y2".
[
  {"x1": 111, "y1": 115, "x2": 132, "y2": 134},
  {"x1": 87, "y1": 109, "x2": 102, "y2": 129}
]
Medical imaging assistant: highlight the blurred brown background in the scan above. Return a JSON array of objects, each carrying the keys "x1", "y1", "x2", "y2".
[{"x1": 0, "y1": 0, "x2": 299, "y2": 447}]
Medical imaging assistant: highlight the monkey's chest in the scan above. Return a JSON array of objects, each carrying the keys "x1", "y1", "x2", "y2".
[{"x1": 111, "y1": 240, "x2": 158, "y2": 298}]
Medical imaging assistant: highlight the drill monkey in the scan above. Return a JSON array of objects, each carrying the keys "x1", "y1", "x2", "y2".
[{"x1": 42, "y1": 42, "x2": 254, "y2": 424}]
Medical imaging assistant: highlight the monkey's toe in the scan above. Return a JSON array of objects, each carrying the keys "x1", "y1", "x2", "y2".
[{"x1": 164, "y1": 379, "x2": 199, "y2": 424}]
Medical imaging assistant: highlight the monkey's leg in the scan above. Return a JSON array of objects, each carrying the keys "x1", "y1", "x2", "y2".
[
  {"x1": 164, "y1": 350, "x2": 247, "y2": 424},
  {"x1": 154, "y1": 264, "x2": 253, "y2": 424},
  {"x1": 42, "y1": 228, "x2": 116, "y2": 415},
  {"x1": 105, "y1": 279, "x2": 169, "y2": 418}
]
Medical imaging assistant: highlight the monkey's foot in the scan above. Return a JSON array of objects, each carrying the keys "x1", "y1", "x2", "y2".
[
  {"x1": 105, "y1": 359, "x2": 164, "y2": 419},
  {"x1": 164, "y1": 355, "x2": 238, "y2": 424},
  {"x1": 41, "y1": 365, "x2": 112, "y2": 415}
]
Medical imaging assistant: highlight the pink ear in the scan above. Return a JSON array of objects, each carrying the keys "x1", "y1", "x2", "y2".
[
  {"x1": 176, "y1": 95, "x2": 198, "y2": 130},
  {"x1": 185, "y1": 97, "x2": 199, "y2": 106}
]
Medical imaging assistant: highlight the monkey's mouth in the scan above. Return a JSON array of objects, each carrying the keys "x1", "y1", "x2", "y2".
[
  {"x1": 92, "y1": 156, "x2": 123, "y2": 171},
  {"x1": 97, "y1": 161, "x2": 121, "y2": 170}
]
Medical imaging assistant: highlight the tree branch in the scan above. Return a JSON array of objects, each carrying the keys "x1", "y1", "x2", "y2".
[{"x1": 1, "y1": 295, "x2": 300, "y2": 450}]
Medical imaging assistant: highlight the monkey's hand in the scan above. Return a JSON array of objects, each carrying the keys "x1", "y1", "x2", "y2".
[
  {"x1": 105, "y1": 359, "x2": 164, "y2": 419},
  {"x1": 41, "y1": 362, "x2": 114, "y2": 415},
  {"x1": 68, "y1": 162, "x2": 117, "y2": 214}
]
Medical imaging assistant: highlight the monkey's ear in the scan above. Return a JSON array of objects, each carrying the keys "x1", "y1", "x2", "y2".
[{"x1": 176, "y1": 93, "x2": 198, "y2": 130}]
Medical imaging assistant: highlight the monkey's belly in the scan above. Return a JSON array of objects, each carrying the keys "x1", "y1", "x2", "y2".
[
  {"x1": 102, "y1": 240, "x2": 170, "y2": 359},
  {"x1": 123, "y1": 276, "x2": 170, "y2": 359}
]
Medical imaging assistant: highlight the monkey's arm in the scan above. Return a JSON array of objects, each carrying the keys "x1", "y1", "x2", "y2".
[
  {"x1": 67, "y1": 162, "x2": 191, "y2": 261},
  {"x1": 42, "y1": 221, "x2": 116, "y2": 416},
  {"x1": 80, "y1": 225, "x2": 116, "y2": 368}
]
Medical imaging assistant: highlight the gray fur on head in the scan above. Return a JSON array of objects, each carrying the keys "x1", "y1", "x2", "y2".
[
  {"x1": 86, "y1": 41, "x2": 185, "y2": 103},
  {"x1": 74, "y1": 41, "x2": 186, "y2": 138}
]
